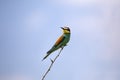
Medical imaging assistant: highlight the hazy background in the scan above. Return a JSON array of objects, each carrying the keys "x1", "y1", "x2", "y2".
[{"x1": 0, "y1": 0, "x2": 120, "y2": 80}]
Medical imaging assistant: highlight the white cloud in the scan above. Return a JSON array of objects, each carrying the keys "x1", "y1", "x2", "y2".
[
  {"x1": 52, "y1": 0, "x2": 120, "y2": 6},
  {"x1": 60, "y1": 0, "x2": 120, "y2": 62}
]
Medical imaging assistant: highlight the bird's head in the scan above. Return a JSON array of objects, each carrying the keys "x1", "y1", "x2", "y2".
[{"x1": 61, "y1": 27, "x2": 70, "y2": 34}]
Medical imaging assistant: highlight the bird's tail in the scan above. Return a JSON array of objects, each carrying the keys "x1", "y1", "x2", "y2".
[{"x1": 42, "y1": 51, "x2": 51, "y2": 61}]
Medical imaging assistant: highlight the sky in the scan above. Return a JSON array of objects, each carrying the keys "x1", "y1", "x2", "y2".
[{"x1": 0, "y1": 0, "x2": 120, "y2": 80}]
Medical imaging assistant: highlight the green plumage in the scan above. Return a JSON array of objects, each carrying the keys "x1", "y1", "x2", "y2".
[
  {"x1": 48, "y1": 33, "x2": 70, "y2": 53},
  {"x1": 42, "y1": 27, "x2": 71, "y2": 61}
]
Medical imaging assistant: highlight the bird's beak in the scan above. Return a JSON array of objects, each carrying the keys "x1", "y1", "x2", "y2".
[{"x1": 61, "y1": 27, "x2": 64, "y2": 29}]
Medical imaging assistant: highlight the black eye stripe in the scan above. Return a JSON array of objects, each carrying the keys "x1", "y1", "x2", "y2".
[
  {"x1": 64, "y1": 29, "x2": 70, "y2": 31},
  {"x1": 63, "y1": 27, "x2": 70, "y2": 31}
]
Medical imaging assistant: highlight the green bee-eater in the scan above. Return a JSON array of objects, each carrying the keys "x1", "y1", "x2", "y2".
[{"x1": 42, "y1": 27, "x2": 71, "y2": 60}]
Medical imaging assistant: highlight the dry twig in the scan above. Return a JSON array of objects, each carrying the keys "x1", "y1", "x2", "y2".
[{"x1": 41, "y1": 47, "x2": 64, "y2": 80}]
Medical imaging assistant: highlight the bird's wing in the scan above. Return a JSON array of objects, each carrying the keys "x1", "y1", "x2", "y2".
[
  {"x1": 54, "y1": 35, "x2": 65, "y2": 46},
  {"x1": 43, "y1": 35, "x2": 65, "y2": 60},
  {"x1": 46, "y1": 35, "x2": 65, "y2": 54}
]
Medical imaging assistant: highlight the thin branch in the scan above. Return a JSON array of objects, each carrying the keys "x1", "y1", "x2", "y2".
[{"x1": 41, "y1": 47, "x2": 64, "y2": 80}]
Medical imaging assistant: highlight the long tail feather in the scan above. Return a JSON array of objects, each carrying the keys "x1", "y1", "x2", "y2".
[{"x1": 42, "y1": 52, "x2": 51, "y2": 61}]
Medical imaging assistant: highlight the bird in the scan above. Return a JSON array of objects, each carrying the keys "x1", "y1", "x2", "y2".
[{"x1": 42, "y1": 27, "x2": 71, "y2": 60}]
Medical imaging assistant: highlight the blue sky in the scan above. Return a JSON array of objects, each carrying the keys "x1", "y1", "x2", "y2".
[{"x1": 0, "y1": 0, "x2": 120, "y2": 80}]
